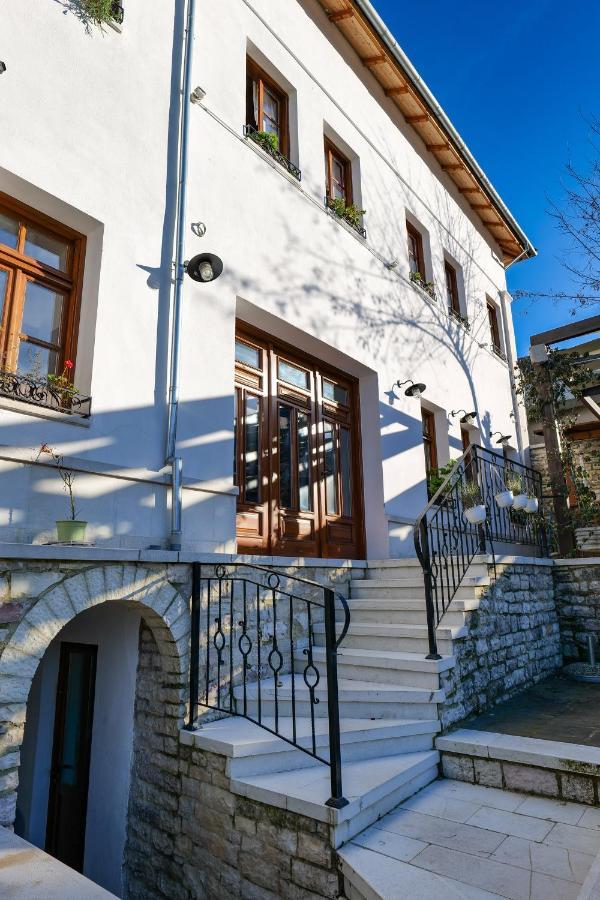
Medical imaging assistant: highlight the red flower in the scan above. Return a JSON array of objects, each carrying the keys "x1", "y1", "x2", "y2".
[{"x1": 64, "y1": 360, "x2": 74, "y2": 369}]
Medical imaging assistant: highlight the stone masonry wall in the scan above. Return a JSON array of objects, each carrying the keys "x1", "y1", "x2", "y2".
[
  {"x1": 554, "y1": 561, "x2": 600, "y2": 662},
  {"x1": 440, "y1": 562, "x2": 562, "y2": 730},
  {"x1": 124, "y1": 625, "x2": 343, "y2": 900}
]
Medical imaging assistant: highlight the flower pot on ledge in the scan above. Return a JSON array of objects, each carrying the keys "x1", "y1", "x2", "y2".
[
  {"x1": 525, "y1": 497, "x2": 539, "y2": 514},
  {"x1": 495, "y1": 490, "x2": 514, "y2": 509},
  {"x1": 56, "y1": 520, "x2": 88, "y2": 543},
  {"x1": 512, "y1": 493, "x2": 529, "y2": 511}
]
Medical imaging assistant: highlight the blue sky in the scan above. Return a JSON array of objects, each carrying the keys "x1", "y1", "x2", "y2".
[{"x1": 372, "y1": 0, "x2": 600, "y2": 355}]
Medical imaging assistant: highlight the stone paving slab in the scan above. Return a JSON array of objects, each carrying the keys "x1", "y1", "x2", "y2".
[
  {"x1": 0, "y1": 827, "x2": 115, "y2": 898},
  {"x1": 339, "y1": 778, "x2": 600, "y2": 900}
]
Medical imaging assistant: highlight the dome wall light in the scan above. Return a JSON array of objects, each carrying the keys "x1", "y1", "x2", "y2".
[
  {"x1": 451, "y1": 409, "x2": 478, "y2": 426},
  {"x1": 396, "y1": 379, "x2": 427, "y2": 399},
  {"x1": 491, "y1": 430, "x2": 512, "y2": 446},
  {"x1": 185, "y1": 252, "x2": 223, "y2": 283}
]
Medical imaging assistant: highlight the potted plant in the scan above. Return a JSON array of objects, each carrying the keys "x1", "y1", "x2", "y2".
[
  {"x1": 525, "y1": 495, "x2": 539, "y2": 514},
  {"x1": 36, "y1": 443, "x2": 87, "y2": 543},
  {"x1": 409, "y1": 270, "x2": 436, "y2": 299},
  {"x1": 506, "y1": 471, "x2": 528, "y2": 510},
  {"x1": 327, "y1": 196, "x2": 366, "y2": 232},
  {"x1": 494, "y1": 482, "x2": 514, "y2": 509},
  {"x1": 460, "y1": 480, "x2": 487, "y2": 525}
]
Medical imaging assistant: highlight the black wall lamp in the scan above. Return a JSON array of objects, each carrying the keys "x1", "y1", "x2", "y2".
[
  {"x1": 451, "y1": 409, "x2": 477, "y2": 426},
  {"x1": 0, "y1": 62, "x2": 6, "y2": 75},
  {"x1": 396, "y1": 379, "x2": 427, "y2": 399},
  {"x1": 491, "y1": 431, "x2": 512, "y2": 446},
  {"x1": 185, "y1": 253, "x2": 223, "y2": 283}
]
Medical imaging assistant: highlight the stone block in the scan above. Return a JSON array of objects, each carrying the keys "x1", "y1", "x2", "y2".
[
  {"x1": 291, "y1": 859, "x2": 339, "y2": 899},
  {"x1": 0, "y1": 791, "x2": 16, "y2": 826},
  {"x1": 473, "y1": 758, "x2": 503, "y2": 788},
  {"x1": 257, "y1": 820, "x2": 298, "y2": 855},
  {"x1": 0, "y1": 601, "x2": 24, "y2": 624},
  {"x1": 10, "y1": 571, "x2": 62, "y2": 599},
  {"x1": 297, "y1": 831, "x2": 332, "y2": 868},
  {"x1": 441, "y1": 754, "x2": 475, "y2": 782},
  {"x1": 503, "y1": 763, "x2": 558, "y2": 797},
  {"x1": 560, "y1": 773, "x2": 596, "y2": 804}
]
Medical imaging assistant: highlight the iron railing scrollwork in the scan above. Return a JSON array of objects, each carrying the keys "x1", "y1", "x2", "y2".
[
  {"x1": 244, "y1": 125, "x2": 302, "y2": 181},
  {"x1": 324, "y1": 197, "x2": 367, "y2": 239},
  {"x1": 187, "y1": 561, "x2": 350, "y2": 809},
  {"x1": 0, "y1": 369, "x2": 92, "y2": 417},
  {"x1": 414, "y1": 444, "x2": 547, "y2": 659}
]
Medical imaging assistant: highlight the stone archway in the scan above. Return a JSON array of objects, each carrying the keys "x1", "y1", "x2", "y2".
[{"x1": 0, "y1": 563, "x2": 191, "y2": 830}]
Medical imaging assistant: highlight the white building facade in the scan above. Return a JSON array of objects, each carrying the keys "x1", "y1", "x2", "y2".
[{"x1": 0, "y1": 0, "x2": 533, "y2": 561}]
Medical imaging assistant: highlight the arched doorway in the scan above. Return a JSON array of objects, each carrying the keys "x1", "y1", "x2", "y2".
[{"x1": 0, "y1": 564, "x2": 189, "y2": 897}]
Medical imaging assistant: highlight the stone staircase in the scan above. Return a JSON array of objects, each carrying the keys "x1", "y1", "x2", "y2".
[{"x1": 191, "y1": 556, "x2": 493, "y2": 852}]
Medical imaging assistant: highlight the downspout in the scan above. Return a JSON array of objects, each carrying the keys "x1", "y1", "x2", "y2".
[
  {"x1": 499, "y1": 290, "x2": 525, "y2": 461},
  {"x1": 166, "y1": 0, "x2": 197, "y2": 550}
]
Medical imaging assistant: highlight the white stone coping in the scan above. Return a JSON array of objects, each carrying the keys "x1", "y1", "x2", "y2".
[
  {"x1": 0, "y1": 396, "x2": 91, "y2": 427},
  {"x1": 0, "y1": 827, "x2": 115, "y2": 898},
  {"x1": 579, "y1": 848, "x2": 600, "y2": 900},
  {"x1": 436, "y1": 728, "x2": 600, "y2": 776},
  {"x1": 0, "y1": 542, "x2": 367, "y2": 568},
  {"x1": 554, "y1": 557, "x2": 600, "y2": 567}
]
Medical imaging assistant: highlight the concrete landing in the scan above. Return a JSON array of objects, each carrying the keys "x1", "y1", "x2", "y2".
[
  {"x1": 339, "y1": 778, "x2": 600, "y2": 900},
  {"x1": 0, "y1": 827, "x2": 115, "y2": 899}
]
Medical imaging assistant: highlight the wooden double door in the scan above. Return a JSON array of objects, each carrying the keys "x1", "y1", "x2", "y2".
[{"x1": 235, "y1": 327, "x2": 364, "y2": 559}]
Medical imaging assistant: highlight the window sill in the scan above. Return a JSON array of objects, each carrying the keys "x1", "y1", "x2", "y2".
[
  {"x1": 0, "y1": 395, "x2": 91, "y2": 427},
  {"x1": 243, "y1": 127, "x2": 302, "y2": 182},
  {"x1": 448, "y1": 307, "x2": 471, "y2": 332},
  {"x1": 324, "y1": 199, "x2": 367, "y2": 241}
]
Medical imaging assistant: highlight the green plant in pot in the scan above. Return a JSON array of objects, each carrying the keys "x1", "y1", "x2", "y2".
[
  {"x1": 460, "y1": 479, "x2": 487, "y2": 525},
  {"x1": 36, "y1": 443, "x2": 87, "y2": 543},
  {"x1": 253, "y1": 130, "x2": 279, "y2": 153},
  {"x1": 505, "y1": 471, "x2": 528, "y2": 510}
]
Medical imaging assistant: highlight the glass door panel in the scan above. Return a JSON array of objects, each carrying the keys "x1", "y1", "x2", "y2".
[
  {"x1": 297, "y1": 412, "x2": 311, "y2": 512},
  {"x1": 323, "y1": 421, "x2": 338, "y2": 515},
  {"x1": 278, "y1": 404, "x2": 293, "y2": 509}
]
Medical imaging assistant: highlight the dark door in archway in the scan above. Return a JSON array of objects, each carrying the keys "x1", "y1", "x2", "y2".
[{"x1": 46, "y1": 642, "x2": 97, "y2": 872}]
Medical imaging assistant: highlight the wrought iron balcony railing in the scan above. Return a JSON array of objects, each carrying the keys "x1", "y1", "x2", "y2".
[
  {"x1": 414, "y1": 444, "x2": 547, "y2": 659},
  {"x1": 325, "y1": 197, "x2": 367, "y2": 239},
  {"x1": 448, "y1": 306, "x2": 471, "y2": 331},
  {"x1": 244, "y1": 126, "x2": 302, "y2": 181},
  {"x1": 187, "y1": 562, "x2": 350, "y2": 809},
  {"x1": 111, "y1": 1, "x2": 124, "y2": 24},
  {"x1": 0, "y1": 369, "x2": 92, "y2": 417},
  {"x1": 492, "y1": 344, "x2": 508, "y2": 362}
]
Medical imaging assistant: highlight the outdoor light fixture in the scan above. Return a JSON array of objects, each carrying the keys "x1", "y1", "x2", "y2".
[
  {"x1": 186, "y1": 252, "x2": 223, "y2": 283},
  {"x1": 396, "y1": 379, "x2": 427, "y2": 399},
  {"x1": 491, "y1": 431, "x2": 512, "y2": 446},
  {"x1": 0, "y1": 62, "x2": 6, "y2": 75},
  {"x1": 451, "y1": 409, "x2": 478, "y2": 426}
]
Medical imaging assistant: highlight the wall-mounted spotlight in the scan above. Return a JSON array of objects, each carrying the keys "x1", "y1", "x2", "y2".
[
  {"x1": 384, "y1": 258, "x2": 398, "y2": 270},
  {"x1": 397, "y1": 379, "x2": 427, "y2": 399},
  {"x1": 0, "y1": 62, "x2": 6, "y2": 75},
  {"x1": 190, "y1": 86, "x2": 206, "y2": 104},
  {"x1": 491, "y1": 431, "x2": 512, "y2": 446},
  {"x1": 185, "y1": 252, "x2": 223, "y2": 283},
  {"x1": 451, "y1": 409, "x2": 478, "y2": 426}
]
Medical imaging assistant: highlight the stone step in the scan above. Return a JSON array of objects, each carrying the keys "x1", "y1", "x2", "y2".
[
  {"x1": 314, "y1": 621, "x2": 465, "y2": 654},
  {"x1": 234, "y1": 675, "x2": 444, "y2": 720},
  {"x1": 300, "y1": 647, "x2": 455, "y2": 688},
  {"x1": 188, "y1": 716, "x2": 440, "y2": 777},
  {"x1": 340, "y1": 599, "x2": 428, "y2": 625},
  {"x1": 350, "y1": 575, "x2": 490, "y2": 600},
  {"x1": 230, "y1": 749, "x2": 441, "y2": 846}
]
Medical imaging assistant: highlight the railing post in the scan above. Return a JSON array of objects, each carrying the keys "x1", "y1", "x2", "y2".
[
  {"x1": 323, "y1": 588, "x2": 348, "y2": 809},
  {"x1": 471, "y1": 447, "x2": 487, "y2": 554},
  {"x1": 420, "y1": 519, "x2": 441, "y2": 660},
  {"x1": 185, "y1": 561, "x2": 201, "y2": 730}
]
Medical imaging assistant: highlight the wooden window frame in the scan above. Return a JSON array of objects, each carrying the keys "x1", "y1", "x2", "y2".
[
  {"x1": 0, "y1": 193, "x2": 85, "y2": 382},
  {"x1": 246, "y1": 57, "x2": 289, "y2": 157},
  {"x1": 324, "y1": 138, "x2": 353, "y2": 206},
  {"x1": 445, "y1": 260, "x2": 461, "y2": 315},
  {"x1": 406, "y1": 221, "x2": 425, "y2": 277},
  {"x1": 421, "y1": 407, "x2": 438, "y2": 475},
  {"x1": 486, "y1": 298, "x2": 502, "y2": 353}
]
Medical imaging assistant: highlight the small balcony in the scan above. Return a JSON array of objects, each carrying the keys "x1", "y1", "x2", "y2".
[
  {"x1": 492, "y1": 344, "x2": 508, "y2": 362},
  {"x1": 244, "y1": 125, "x2": 302, "y2": 181},
  {"x1": 448, "y1": 306, "x2": 471, "y2": 332},
  {"x1": 0, "y1": 369, "x2": 92, "y2": 417},
  {"x1": 325, "y1": 196, "x2": 367, "y2": 239}
]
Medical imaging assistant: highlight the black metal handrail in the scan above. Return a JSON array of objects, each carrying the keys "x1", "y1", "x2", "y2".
[
  {"x1": 186, "y1": 561, "x2": 350, "y2": 809},
  {"x1": 0, "y1": 369, "x2": 91, "y2": 417},
  {"x1": 414, "y1": 445, "x2": 547, "y2": 659},
  {"x1": 244, "y1": 125, "x2": 302, "y2": 181}
]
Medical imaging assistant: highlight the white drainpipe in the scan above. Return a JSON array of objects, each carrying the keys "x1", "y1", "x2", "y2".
[{"x1": 165, "y1": 0, "x2": 197, "y2": 550}]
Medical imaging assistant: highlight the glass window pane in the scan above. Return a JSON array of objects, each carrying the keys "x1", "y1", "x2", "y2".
[
  {"x1": 21, "y1": 281, "x2": 64, "y2": 344},
  {"x1": 263, "y1": 87, "x2": 280, "y2": 140},
  {"x1": 340, "y1": 427, "x2": 352, "y2": 516},
  {"x1": 235, "y1": 340, "x2": 260, "y2": 369},
  {"x1": 17, "y1": 341, "x2": 58, "y2": 379},
  {"x1": 323, "y1": 421, "x2": 338, "y2": 515},
  {"x1": 24, "y1": 227, "x2": 69, "y2": 272},
  {"x1": 297, "y1": 412, "x2": 311, "y2": 512},
  {"x1": 244, "y1": 395, "x2": 260, "y2": 503},
  {"x1": 323, "y1": 379, "x2": 349, "y2": 405},
  {"x1": 0, "y1": 269, "x2": 7, "y2": 324},
  {"x1": 278, "y1": 359, "x2": 309, "y2": 390},
  {"x1": 279, "y1": 405, "x2": 292, "y2": 509},
  {"x1": 0, "y1": 211, "x2": 18, "y2": 250}
]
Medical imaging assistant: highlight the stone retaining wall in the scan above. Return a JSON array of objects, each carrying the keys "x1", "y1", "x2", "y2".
[
  {"x1": 124, "y1": 624, "x2": 342, "y2": 900},
  {"x1": 554, "y1": 560, "x2": 600, "y2": 662},
  {"x1": 440, "y1": 562, "x2": 562, "y2": 729}
]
